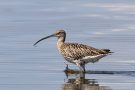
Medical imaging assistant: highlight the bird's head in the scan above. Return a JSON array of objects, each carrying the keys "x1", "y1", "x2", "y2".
[
  {"x1": 54, "y1": 30, "x2": 66, "y2": 38},
  {"x1": 33, "y1": 30, "x2": 66, "y2": 46}
]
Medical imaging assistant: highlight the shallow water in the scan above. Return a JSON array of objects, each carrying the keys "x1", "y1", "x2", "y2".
[{"x1": 0, "y1": 0, "x2": 135, "y2": 90}]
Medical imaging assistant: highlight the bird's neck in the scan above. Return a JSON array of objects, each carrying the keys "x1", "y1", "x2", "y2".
[{"x1": 57, "y1": 36, "x2": 65, "y2": 48}]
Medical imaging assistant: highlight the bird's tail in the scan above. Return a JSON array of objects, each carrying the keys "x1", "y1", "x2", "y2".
[{"x1": 101, "y1": 49, "x2": 113, "y2": 53}]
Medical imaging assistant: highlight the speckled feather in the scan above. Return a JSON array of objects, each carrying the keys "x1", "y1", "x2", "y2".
[{"x1": 59, "y1": 42, "x2": 109, "y2": 63}]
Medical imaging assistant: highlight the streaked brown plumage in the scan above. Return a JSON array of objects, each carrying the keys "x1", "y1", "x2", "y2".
[{"x1": 34, "y1": 30, "x2": 112, "y2": 72}]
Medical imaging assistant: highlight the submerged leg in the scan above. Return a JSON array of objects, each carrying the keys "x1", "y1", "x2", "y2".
[
  {"x1": 75, "y1": 60, "x2": 85, "y2": 72},
  {"x1": 78, "y1": 64, "x2": 85, "y2": 72},
  {"x1": 82, "y1": 65, "x2": 85, "y2": 72}
]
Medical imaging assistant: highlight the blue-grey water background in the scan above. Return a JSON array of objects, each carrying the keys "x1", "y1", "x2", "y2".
[{"x1": 0, "y1": 0, "x2": 135, "y2": 90}]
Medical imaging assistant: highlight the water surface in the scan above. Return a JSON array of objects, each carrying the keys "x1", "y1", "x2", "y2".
[{"x1": 0, "y1": 0, "x2": 135, "y2": 90}]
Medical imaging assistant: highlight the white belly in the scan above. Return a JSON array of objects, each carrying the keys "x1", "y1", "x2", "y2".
[
  {"x1": 82, "y1": 54, "x2": 107, "y2": 63},
  {"x1": 65, "y1": 54, "x2": 107, "y2": 65}
]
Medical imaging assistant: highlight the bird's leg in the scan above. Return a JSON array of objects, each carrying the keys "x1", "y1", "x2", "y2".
[
  {"x1": 64, "y1": 62, "x2": 69, "y2": 70},
  {"x1": 75, "y1": 61, "x2": 85, "y2": 72},
  {"x1": 79, "y1": 65, "x2": 85, "y2": 73},
  {"x1": 80, "y1": 61, "x2": 86, "y2": 72},
  {"x1": 82, "y1": 65, "x2": 85, "y2": 72},
  {"x1": 78, "y1": 64, "x2": 85, "y2": 73}
]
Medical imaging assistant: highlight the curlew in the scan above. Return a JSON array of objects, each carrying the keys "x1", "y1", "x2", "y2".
[{"x1": 34, "y1": 30, "x2": 112, "y2": 72}]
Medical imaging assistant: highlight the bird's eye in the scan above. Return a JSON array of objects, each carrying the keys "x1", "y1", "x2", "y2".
[{"x1": 58, "y1": 32, "x2": 61, "y2": 35}]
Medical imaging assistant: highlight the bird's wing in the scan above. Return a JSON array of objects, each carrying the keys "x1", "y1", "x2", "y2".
[{"x1": 60, "y1": 43, "x2": 106, "y2": 60}]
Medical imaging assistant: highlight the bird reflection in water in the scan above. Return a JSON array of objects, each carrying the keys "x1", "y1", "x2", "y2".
[{"x1": 61, "y1": 65, "x2": 111, "y2": 90}]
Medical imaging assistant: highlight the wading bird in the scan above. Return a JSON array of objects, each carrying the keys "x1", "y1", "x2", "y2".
[{"x1": 34, "y1": 30, "x2": 112, "y2": 72}]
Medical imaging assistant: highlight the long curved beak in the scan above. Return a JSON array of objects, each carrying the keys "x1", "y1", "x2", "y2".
[{"x1": 33, "y1": 34, "x2": 55, "y2": 46}]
